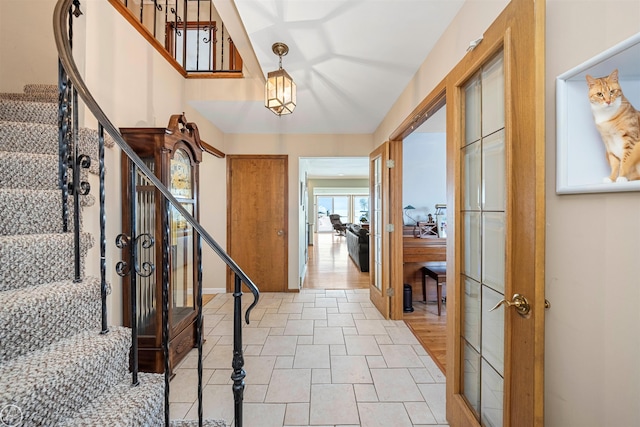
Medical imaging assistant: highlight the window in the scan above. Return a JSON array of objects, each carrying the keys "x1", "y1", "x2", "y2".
[{"x1": 316, "y1": 195, "x2": 369, "y2": 232}]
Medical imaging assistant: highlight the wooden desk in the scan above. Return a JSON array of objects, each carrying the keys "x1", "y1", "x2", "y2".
[
  {"x1": 421, "y1": 262, "x2": 447, "y2": 316},
  {"x1": 403, "y1": 237, "x2": 446, "y2": 310},
  {"x1": 403, "y1": 237, "x2": 446, "y2": 263}
]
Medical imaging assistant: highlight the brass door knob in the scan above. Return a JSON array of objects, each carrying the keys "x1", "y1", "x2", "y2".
[{"x1": 489, "y1": 293, "x2": 531, "y2": 316}]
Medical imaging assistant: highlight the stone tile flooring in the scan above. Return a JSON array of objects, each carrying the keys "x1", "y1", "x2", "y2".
[{"x1": 170, "y1": 289, "x2": 448, "y2": 426}]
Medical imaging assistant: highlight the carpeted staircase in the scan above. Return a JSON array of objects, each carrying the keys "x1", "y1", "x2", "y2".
[{"x1": 0, "y1": 84, "x2": 227, "y2": 426}]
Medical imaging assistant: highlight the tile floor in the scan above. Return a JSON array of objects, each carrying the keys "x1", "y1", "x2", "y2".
[{"x1": 169, "y1": 289, "x2": 448, "y2": 427}]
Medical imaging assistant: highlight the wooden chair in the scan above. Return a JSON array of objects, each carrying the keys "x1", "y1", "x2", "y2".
[{"x1": 421, "y1": 262, "x2": 447, "y2": 316}]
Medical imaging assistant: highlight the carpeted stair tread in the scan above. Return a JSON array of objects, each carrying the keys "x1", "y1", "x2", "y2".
[
  {"x1": 0, "y1": 232, "x2": 93, "y2": 290},
  {"x1": 59, "y1": 372, "x2": 166, "y2": 426},
  {"x1": 0, "y1": 85, "x2": 58, "y2": 103},
  {"x1": 0, "y1": 99, "x2": 57, "y2": 125},
  {"x1": 171, "y1": 420, "x2": 229, "y2": 426},
  {"x1": 0, "y1": 151, "x2": 62, "y2": 190},
  {"x1": 0, "y1": 277, "x2": 101, "y2": 363},
  {"x1": 0, "y1": 188, "x2": 93, "y2": 235},
  {"x1": 23, "y1": 84, "x2": 58, "y2": 96},
  {"x1": 0, "y1": 92, "x2": 58, "y2": 103},
  {"x1": 0, "y1": 326, "x2": 131, "y2": 426},
  {"x1": 0, "y1": 120, "x2": 114, "y2": 176}
]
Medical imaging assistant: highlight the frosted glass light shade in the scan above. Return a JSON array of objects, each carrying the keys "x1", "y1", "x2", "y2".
[{"x1": 265, "y1": 68, "x2": 296, "y2": 116}]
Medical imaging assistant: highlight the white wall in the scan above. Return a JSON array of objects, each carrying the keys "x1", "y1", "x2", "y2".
[
  {"x1": 0, "y1": 0, "x2": 58, "y2": 93},
  {"x1": 544, "y1": 2, "x2": 640, "y2": 426}
]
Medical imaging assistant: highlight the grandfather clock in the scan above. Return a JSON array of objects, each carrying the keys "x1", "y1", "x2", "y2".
[{"x1": 120, "y1": 114, "x2": 204, "y2": 373}]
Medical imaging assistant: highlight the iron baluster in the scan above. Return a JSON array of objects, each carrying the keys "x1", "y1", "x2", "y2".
[
  {"x1": 115, "y1": 222, "x2": 155, "y2": 387},
  {"x1": 162, "y1": 196, "x2": 171, "y2": 426},
  {"x1": 99, "y1": 124, "x2": 109, "y2": 335},
  {"x1": 221, "y1": 23, "x2": 224, "y2": 71},
  {"x1": 196, "y1": 234, "x2": 203, "y2": 426},
  {"x1": 171, "y1": 7, "x2": 179, "y2": 66},
  {"x1": 71, "y1": 0, "x2": 81, "y2": 17},
  {"x1": 182, "y1": 0, "x2": 187, "y2": 69},
  {"x1": 208, "y1": 5, "x2": 213, "y2": 70},
  {"x1": 114, "y1": 162, "x2": 159, "y2": 387},
  {"x1": 129, "y1": 161, "x2": 139, "y2": 386},
  {"x1": 152, "y1": 0, "x2": 160, "y2": 38},
  {"x1": 68, "y1": 0, "x2": 73, "y2": 49},
  {"x1": 232, "y1": 273, "x2": 246, "y2": 427},
  {"x1": 195, "y1": 0, "x2": 201, "y2": 71},
  {"x1": 57, "y1": 60, "x2": 70, "y2": 233},
  {"x1": 71, "y1": 87, "x2": 90, "y2": 283},
  {"x1": 164, "y1": 0, "x2": 168, "y2": 47}
]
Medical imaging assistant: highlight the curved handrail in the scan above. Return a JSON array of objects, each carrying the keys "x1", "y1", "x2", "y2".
[{"x1": 52, "y1": 0, "x2": 259, "y2": 321}]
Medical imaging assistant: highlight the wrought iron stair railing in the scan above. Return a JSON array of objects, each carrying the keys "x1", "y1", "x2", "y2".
[{"x1": 53, "y1": 1, "x2": 259, "y2": 426}]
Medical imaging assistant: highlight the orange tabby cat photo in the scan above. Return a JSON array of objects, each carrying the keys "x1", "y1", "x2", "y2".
[{"x1": 586, "y1": 69, "x2": 640, "y2": 182}]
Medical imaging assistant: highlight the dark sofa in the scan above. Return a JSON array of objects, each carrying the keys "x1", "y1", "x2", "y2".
[{"x1": 346, "y1": 224, "x2": 369, "y2": 272}]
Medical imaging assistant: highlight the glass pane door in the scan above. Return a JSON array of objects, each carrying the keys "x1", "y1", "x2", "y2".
[
  {"x1": 460, "y1": 51, "x2": 506, "y2": 426},
  {"x1": 368, "y1": 142, "x2": 389, "y2": 318},
  {"x1": 170, "y1": 203, "x2": 194, "y2": 325},
  {"x1": 372, "y1": 156, "x2": 382, "y2": 293}
]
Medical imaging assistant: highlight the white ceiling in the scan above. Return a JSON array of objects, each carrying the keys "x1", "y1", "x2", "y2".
[{"x1": 198, "y1": 0, "x2": 464, "y2": 134}]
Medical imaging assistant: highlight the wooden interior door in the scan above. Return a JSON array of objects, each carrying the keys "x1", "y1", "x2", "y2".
[
  {"x1": 227, "y1": 155, "x2": 288, "y2": 292},
  {"x1": 446, "y1": 0, "x2": 545, "y2": 425},
  {"x1": 368, "y1": 142, "x2": 390, "y2": 318}
]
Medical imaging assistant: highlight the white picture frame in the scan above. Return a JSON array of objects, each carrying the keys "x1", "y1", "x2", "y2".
[{"x1": 556, "y1": 32, "x2": 640, "y2": 194}]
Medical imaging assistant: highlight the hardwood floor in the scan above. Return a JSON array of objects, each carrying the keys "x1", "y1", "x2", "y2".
[
  {"x1": 303, "y1": 232, "x2": 369, "y2": 289},
  {"x1": 404, "y1": 297, "x2": 447, "y2": 374},
  {"x1": 303, "y1": 232, "x2": 447, "y2": 373}
]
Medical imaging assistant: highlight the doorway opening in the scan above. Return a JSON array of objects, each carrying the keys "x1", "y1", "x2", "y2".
[
  {"x1": 399, "y1": 100, "x2": 448, "y2": 374},
  {"x1": 299, "y1": 157, "x2": 370, "y2": 290}
]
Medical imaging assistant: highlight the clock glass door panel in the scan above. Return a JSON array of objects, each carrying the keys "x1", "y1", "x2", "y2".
[
  {"x1": 170, "y1": 202, "x2": 195, "y2": 326},
  {"x1": 135, "y1": 159, "x2": 157, "y2": 336}
]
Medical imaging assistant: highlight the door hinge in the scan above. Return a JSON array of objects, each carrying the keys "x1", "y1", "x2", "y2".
[
  {"x1": 386, "y1": 159, "x2": 395, "y2": 168},
  {"x1": 386, "y1": 287, "x2": 395, "y2": 297},
  {"x1": 385, "y1": 224, "x2": 394, "y2": 232}
]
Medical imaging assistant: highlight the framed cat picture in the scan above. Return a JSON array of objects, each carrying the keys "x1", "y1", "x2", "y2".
[{"x1": 556, "y1": 32, "x2": 640, "y2": 194}]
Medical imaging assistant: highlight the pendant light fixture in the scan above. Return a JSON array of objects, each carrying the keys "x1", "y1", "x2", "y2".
[{"x1": 265, "y1": 42, "x2": 296, "y2": 116}]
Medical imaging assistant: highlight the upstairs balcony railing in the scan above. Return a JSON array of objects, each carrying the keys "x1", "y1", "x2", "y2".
[{"x1": 108, "y1": 0, "x2": 243, "y2": 77}]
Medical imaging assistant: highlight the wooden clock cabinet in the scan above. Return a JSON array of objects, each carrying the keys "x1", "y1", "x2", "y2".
[{"x1": 120, "y1": 114, "x2": 204, "y2": 374}]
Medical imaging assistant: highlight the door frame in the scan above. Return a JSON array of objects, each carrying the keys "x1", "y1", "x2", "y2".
[{"x1": 389, "y1": 86, "x2": 448, "y2": 320}]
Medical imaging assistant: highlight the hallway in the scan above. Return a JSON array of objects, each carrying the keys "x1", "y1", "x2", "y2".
[{"x1": 169, "y1": 233, "x2": 448, "y2": 426}]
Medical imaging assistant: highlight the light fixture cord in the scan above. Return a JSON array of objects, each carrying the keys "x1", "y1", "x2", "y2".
[{"x1": 279, "y1": 54, "x2": 283, "y2": 70}]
